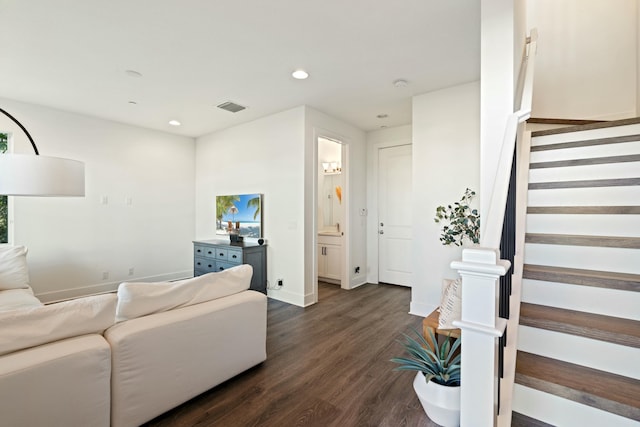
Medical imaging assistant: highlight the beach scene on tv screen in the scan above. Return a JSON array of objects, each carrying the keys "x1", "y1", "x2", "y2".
[{"x1": 216, "y1": 193, "x2": 262, "y2": 238}]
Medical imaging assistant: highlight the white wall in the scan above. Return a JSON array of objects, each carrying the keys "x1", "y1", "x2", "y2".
[
  {"x1": 528, "y1": 0, "x2": 637, "y2": 120},
  {"x1": 1, "y1": 98, "x2": 196, "y2": 302},
  {"x1": 480, "y1": 0, "x2": 517, "y2": 223},
  {"x1": 365, "y1": 124, "x2": 412, "y2": 284},
  {"x1": 410, "y1": 81, "x2": 480, "y2": 316},
  {"x1": 195, "y1": 106, "x2": 306, "y2": 306},
  {"x1": 195, "y1": 106, "x2": 365, "y2": 307}
]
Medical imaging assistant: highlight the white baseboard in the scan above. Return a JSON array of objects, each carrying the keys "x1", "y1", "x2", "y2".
[
  {"x1": 347, "y1": 277, "x2": 367, "y2": 289},
  {"x1": 409, "y1": 300, "x2": 437, "y2": 317},
  {"x1": 267, "y1": 287, "x2": 305, "y2": 307}
]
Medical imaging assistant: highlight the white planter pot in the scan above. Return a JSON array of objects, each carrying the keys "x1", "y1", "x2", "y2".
[{"x1": 413, "y1": 372, "x2": 460, "y2": 427}]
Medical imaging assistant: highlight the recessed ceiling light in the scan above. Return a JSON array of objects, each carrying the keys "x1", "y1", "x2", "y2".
[
  {"x1": 125, "y1": 69, "x2": 143, "y2": 78},
  {"x1": 393, "y1": 79, "x2": 408, "y2": 87},
  {"x1": 292, "y1": 69, "x2": 309, "y2": 80},
  {"x1": 377, "y1": 114, "x2": 388, "y2": 119},
  {"x1": 128, "y1": 101, "x2": 137, "y2": 105},
  {"x1": 168, "y1": 120, "x2": 181, "y2": 126}
]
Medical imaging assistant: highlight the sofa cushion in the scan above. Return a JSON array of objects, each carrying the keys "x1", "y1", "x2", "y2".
[
  {"x1": 115, "y1": 264, "x2": 253, "y2": 322},
  {"x1": 0, "y1": 288, "x2": 43, "y2": 312},
  {"x1": 0, "y1": 293, "x2": 117, "y2": 356},
  {"x1": 0, "y1": 245, "x2": 30, "y2": 290}
]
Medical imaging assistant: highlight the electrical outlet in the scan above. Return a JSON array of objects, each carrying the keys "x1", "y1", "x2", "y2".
[
  {"x1": 277, "y1": 279, "x2": 283, "y2": 287},
  {"x1": 102, "y1": 271, "x2": 109, "y2": 280},
  {"x1": 355, "y1": 266, "x2": 360, "y2": 274},
  {"x1": 128, "y1": 267, "x2": 134, "y2": 276}
]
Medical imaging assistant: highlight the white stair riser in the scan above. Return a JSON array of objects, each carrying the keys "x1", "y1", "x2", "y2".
[
  {"x1": 529, "y1": 162, "x2": 640, "y2": 183},
  {"x1": 524, "y1": 243, "x2": 640, "y2": 275},
  {"x1": 517, "y1": 325, "x2": 640, "y2": 379},
  {"x1": 512, "y1": 384, "x2": 640, "y2": 427},
  {"x1": 521, "y1": 279, "x2": 640, "y2": 321},
  {"x1": 531, "y1": 123, "x2": 640, "y2": 146},
  {"x1": 526, "y1": 214, "x2": 640, "y2": 237},
  {"x1": 527, "y1": 187, "x2": 640, "y2": 207},
  {"x1": 530, "y1": 141, "x2": 640, "y2": 163}
]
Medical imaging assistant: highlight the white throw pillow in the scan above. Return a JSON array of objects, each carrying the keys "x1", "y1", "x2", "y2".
[
  {"x1": 0, "y1": 288, "x2": 43, "y2": 312},
  {"x1": 115, "y1": 263, "x2": 253, "y2": 322},
  {"x1": 0, "y1": 246, "x2": 30, "y2": 290},
  {"x1": 0, "y1": 293, "x2": 117, "y2": 356},
  {"x1": 438, "y1": 278, "x2": 462, "y2": 330}
]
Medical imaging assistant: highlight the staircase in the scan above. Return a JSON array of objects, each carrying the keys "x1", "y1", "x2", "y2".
[{"x1": 510, "y1": 119, "x2": 640, "y2": 426}]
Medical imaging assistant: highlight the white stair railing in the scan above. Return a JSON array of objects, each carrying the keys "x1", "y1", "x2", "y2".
[{"x1": 452, "y1": 29, "x2": 537, "y2": 427}]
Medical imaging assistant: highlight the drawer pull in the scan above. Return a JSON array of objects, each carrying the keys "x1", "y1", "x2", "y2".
[
  {"x1": 231, "y1": 254, "x2": 237, "y2": 259},
  {"x1": 207, "y1": 251, "x2": 212, "y2": 255},
  {"x1": 197, "y1": 249, "x2": 201, "y2": 253},
  {"x1": 219, "y1": 252, "x2": 224, "y2": 257},
  {"x1": 197, "y1": 262, "x2": 201, "y2": 266},
  {"x1": 219, "y1": 266, "x2": 225, "y2": 271},
  {"x1": 208, "y1": 264, "x2": 212, "y2": 268}
]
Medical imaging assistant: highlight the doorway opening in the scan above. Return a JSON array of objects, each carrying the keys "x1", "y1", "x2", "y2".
[{"x1": 315, "y1": 135, "x2": 349, "y2": 301}]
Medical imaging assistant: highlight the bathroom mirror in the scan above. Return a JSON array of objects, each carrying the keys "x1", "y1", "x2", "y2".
[
  {"x1": 321, "y1": 173, "x2": 342, "y2": 229},
  {"x1": 318, "y1": 137, "x2": 343, "y2": 233}
]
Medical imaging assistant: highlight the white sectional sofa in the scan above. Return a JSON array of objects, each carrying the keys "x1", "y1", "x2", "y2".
[
  {"x1": 106, "y1": 288, "x2": 266, "y2": 427},
  {"x1": 0, "y1": 246, "x2": 267, "y2": 427}
]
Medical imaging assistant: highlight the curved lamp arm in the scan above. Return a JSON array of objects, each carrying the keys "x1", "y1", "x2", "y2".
[{"x1": 0, "y1": 107, "x2": 39, "y2": 155}]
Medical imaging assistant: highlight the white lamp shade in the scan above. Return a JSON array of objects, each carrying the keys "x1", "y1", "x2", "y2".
[{"x1": 0, "y1": 154, "x2": 85, "y2": 196}]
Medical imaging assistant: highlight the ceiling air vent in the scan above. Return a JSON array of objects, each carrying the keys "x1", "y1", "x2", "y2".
[{"x1": 216, "y1": 101, "x2": 246, "y2": 113}]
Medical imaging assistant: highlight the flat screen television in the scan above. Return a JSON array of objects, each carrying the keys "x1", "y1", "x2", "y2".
[{"x1": 216, "y1": 193, "x2": 262, "y2": 238}]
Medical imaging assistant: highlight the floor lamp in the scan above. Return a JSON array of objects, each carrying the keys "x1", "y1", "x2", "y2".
[{"x1": 0, "y1": 107, "x2": 85, "y2": 197}]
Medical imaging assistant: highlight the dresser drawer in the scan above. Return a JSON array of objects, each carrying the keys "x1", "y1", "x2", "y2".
[
  {"x1": 194, "y1": 245, "x2": 216, "y2": 259},
  {"x1": 213, "y1": 247, "x2": 230, "y2": 260},
  {"x1": 194, "y1": 256, "x2": 215, "y2": 273},
  {"x1": 227, "y1": 249, "x2": 242, "y2": 264},
  {"x1": 215, "y1": 260, "x2": 237, "y2": 272}
]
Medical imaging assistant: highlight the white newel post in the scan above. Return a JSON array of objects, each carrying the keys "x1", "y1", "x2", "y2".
[{"x1": 451, "y1": 248, "x2": 510, "y2": 427}]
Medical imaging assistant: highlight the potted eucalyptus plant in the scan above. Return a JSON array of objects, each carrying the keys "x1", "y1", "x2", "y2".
[
  {"x1": 391, "y1": 328, "x2": 461, "y2": 427},
  {"x1": 434, "y1": 188, "x2": 480, "y2": 246}
]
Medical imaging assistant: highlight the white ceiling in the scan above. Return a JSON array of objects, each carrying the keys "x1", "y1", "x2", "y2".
[{"x1": 0, "y1": 0, "x2": 480, "y2": 138}]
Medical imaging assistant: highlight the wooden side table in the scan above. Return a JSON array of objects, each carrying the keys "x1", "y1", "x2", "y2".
[{"x1": 422, "y1": 308, "x2": 461, "y2": 351}]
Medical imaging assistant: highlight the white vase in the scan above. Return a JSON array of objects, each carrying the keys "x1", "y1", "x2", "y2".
[{"x1": 413, "y1": 372, "x2": 460, "y2": 427}]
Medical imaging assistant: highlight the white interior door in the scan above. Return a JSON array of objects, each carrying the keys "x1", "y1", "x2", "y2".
[{"x1": 378, "y1": 145, "x2": 412, "y2": 286}]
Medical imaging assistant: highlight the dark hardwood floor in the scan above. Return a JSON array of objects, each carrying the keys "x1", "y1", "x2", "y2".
[{"x1": 145, "y1": 282, "x2": 438, "y2": 427}]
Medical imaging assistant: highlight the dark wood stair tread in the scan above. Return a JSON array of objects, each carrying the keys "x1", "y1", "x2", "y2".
[
  {"x1": 511, "y1": 411, "x2": 554, "y2": 427},
  {"x1": 530, "y1": 154, "x2": 640, "y2": 169},
  {"x1": 520, "y1": 303, "x2": 640, "y2": 348},
  {"x1": 525, "y1": 233, "x2": 640, "y2": 249},
  {"x1": 527, "y1": 206, "x2": 640, "y2": 215},
  {"x1": 531, "y1": 133, "x2": 640, "y2": 152},
  {"x1": 523, "y1": 264, "x2": 640, "y2": 292},
  {"x1": 531, "y1": 117, "x2": 640, "y2": 137},
  {"x1": 528, "y1": 117, "x2": 607, "y2": 126},
  {"x1": 529, "y1": 177, "x2": 640, "y2": 190},
  {"x1": 515, "y1": 351, "x2": 640, "y2": 421}
]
